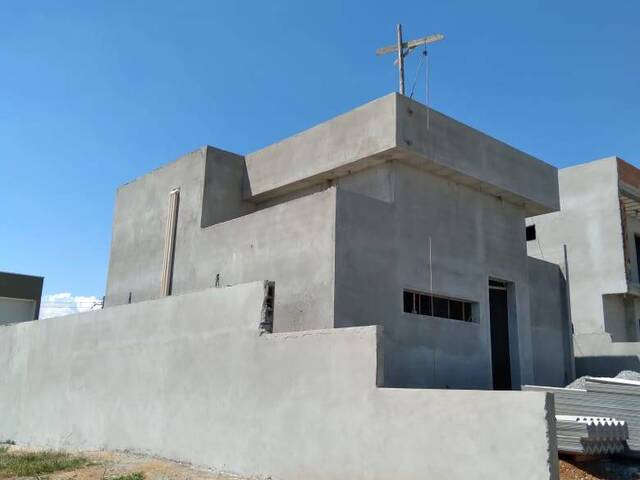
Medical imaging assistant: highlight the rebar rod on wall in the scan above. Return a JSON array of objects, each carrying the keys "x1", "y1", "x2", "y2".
[{"x1": 160, "y1": 188, "x2": 180, "y2": 296}]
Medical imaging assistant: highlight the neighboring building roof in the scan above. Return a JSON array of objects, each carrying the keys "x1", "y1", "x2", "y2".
[
  {"x1": 559, "y1": 156, "x2": 640, "y2": 220},
  {"x1": 0, "y1": 271, "x2": 44, "y2": 320}
]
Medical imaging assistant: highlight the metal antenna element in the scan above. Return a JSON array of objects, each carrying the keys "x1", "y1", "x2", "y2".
[{"x1": 376, "y1": 23, "x2": 444, "y2": 95}]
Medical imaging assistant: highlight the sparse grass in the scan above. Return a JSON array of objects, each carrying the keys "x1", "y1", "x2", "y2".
[
  {"x1": 110, "y1": 472, "x2": 144, "y2": 480},
  {"x1": 0, "y1": 447, "x2": 88, "y2": 477}
]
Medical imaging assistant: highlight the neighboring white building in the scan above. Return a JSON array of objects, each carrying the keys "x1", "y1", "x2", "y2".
[
  {"x1": 0, "y1": 271, "x2": 43, "y2": 325},
  {"x1": 528, "y1": 157, "x2": 640, "y2": 376}
]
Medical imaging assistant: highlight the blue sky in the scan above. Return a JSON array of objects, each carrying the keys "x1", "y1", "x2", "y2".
[{"x1": 1, "y1": 0, "x2": 639, "y2": 301}]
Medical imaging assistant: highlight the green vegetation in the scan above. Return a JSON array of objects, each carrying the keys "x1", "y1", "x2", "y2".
[
  {"x1": 111, "y1": 472, "x2": 145, "y2": 480},
  {"x1": 0, "y1": 447, "x2": 88, "y2": 477}
]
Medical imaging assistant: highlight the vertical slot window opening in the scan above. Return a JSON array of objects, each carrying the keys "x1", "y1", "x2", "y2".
[{"x1": 160, "y1": 188, "x2": 180, "y2": 296}]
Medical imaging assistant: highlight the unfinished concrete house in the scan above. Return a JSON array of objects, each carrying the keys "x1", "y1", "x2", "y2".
[
  {"x1": 528, "y1": 156, "x2": 640, "y2": 376},
  {"x1": 105, "y1": 93, "x2": 572, "y2": 389},
  {"x1": 1, "y1": 94, "x2": 572, "y2": 480}
]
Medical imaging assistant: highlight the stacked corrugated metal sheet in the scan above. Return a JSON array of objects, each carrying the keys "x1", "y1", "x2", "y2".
[
  {"x1": 555, "y1": 415, "x2": 628, "y2": 455},
  {"x1": 524, "y1": 374, "x2": 640, "y2": 456}
]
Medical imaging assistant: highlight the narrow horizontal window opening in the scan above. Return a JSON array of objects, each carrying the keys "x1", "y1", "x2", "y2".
[{"x1": 402, "y1": 290, "x2": 475, "y2": 323}]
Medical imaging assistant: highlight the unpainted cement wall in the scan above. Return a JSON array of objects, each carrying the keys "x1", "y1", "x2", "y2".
[
  {"x1": 527, "y1": 257, "x2": 573, "y2": 386},
  {"x1": 0, "y1": 282, "x2": 558, "y2": 480},
  {"x1": 573, "y1": 333, "x2": 640, "y2": 377},
  {"x1": 334, "y1": 162, "x2": 535, "y2": 389},
  {"x1": 105, "y1": 148, "x2": 336, "y2": 332},
  {"x1": 245, "y1": 94, "x2": 559, "y2": 216},
  {"x1": 528, "y1": 158, "x2": 627, "y2": 336},
  {"x1": 395, "y1": 95, "x2": 559, "y2": 216},
  {"x1": 0, "y1": 298, "x2": 37, "y2": 325}
]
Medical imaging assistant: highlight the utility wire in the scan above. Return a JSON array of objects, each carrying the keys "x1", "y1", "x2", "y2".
[
  {"x1": 409, "y1": 47, "x2": 428, "y2": 99},
  {"x1": 425, "y1": 47, "x2": 430, "y2": 128}
]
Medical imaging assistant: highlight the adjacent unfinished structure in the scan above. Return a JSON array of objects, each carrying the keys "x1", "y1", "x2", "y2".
[
  {"x1": 105, "y1": 93, "x2": 573, "y2": 389},
  {"x1": 0, "y1": 271, "x2": 43, "y2": 325},
  {"x1": 528, "y1": 157, "x2": 640, "y2": 376}
]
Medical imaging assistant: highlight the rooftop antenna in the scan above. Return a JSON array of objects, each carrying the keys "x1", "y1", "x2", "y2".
[{"x1": 376, "y1": 24, "x2": 444, "y2": 96}]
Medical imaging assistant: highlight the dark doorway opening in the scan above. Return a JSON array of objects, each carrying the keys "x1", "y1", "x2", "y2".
[{"x1": 489, "y1": 280, "x2": 512, "y2": 390}]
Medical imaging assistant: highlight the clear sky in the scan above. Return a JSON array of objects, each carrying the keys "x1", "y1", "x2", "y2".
[{"x1": 2, "y1": 0, "x2": 639, "y2": 306}]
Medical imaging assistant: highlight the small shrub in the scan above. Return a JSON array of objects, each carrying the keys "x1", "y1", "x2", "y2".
[{"x1": 0, "y1": 449, "x2": 88, "y2": 477}]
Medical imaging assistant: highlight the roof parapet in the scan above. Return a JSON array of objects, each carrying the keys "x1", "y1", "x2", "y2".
[{"x1": 245, "y1": 93, "x2": 559, "y2": 215}]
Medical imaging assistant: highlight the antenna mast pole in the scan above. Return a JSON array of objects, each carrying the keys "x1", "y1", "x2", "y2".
[
  {"x1": 376, "y1": 24, "x2": 444, "y2": 96},
  {"x1": 396, "y1": 24, "x2": 405, "y2": 95}
]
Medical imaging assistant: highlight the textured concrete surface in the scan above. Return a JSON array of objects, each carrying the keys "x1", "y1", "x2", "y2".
[
  {"x1": 246, "y1": 94, "x2": 559, "y2": 215},
  {"x1": 527, "y1": 257, "x2": 574, "y2": 386},
  {"x1": 104, "y1": 93, "x2": 567, "y2": 389},
  {"x1": 0, "y1": 282, "x2": 558, "y2": 480},
  {"x1": 528, "y1": 157, "x2": 640, "y2": 376},
  {"x1": 334, "y1": 162, "x2": 537, "y2": 388},
  {"x1": 528, "y1": 158, "x2": 627, "y2": 336},
  {"x1": 574, "y1": 333, "x2": 640, "y2": 377},
  {"x1": 106, "y1": 148, "x2": 336, "y2": 333}
]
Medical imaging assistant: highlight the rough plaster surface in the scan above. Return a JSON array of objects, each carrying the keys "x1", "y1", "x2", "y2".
[
  {"x1": 106, "y1": 148, "x2": 336, "y2": 333},
  {"x1": 528, "y1": 157, "x2": 640, "y2": 377},
  {"x1": 104, "y1": 94, "x2": 569, "y2": 389},
  {"x1": 528, "y1": 157, "x2": 627, "y2": 336},
  {"x1": 574, "y1": 333, "x2": 640, "y2": 377},
  {"x1": 527, "y1": 257, "x2": 574, "y2": 386},
  {"x1": 333, "y1": 162, "x2": 548, "y2": 388},
  {"x1": 246, "y1": 94, "x2": 559, "y2": 215},
  {"x1": 0, "y1": 283, "x2": 557, "y2": 480}
]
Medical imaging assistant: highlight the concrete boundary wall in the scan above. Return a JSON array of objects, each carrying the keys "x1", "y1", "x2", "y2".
[
  {"x1": 574, "y1": 333, "x2": 640, "y2": 377},
  {"x1": 0, "y1": 282, "x2": 558, "y2": 480}
]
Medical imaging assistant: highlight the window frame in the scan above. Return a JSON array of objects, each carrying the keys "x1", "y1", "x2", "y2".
[{"x1": 402, "y1": 289, "x2": 477, "y2": 323}]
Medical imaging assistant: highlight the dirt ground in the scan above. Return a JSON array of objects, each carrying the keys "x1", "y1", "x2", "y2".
[
  {"x1": 559, "y1": 457, "x2": 640, "y2": 480},
  {"x1": 61, "y1": 454, "x2": 640, "y2": 480},
  {"x1": 7, "y1": 449, "x2": 240, "y2": 480},
  {"x1": 5, "y1": 447, "x2": 640, "y2": 480}
]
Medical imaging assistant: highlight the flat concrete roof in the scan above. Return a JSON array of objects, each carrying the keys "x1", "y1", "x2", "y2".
[{"x1": 245, "y1": 93, "x2": 559, "y2": 215}]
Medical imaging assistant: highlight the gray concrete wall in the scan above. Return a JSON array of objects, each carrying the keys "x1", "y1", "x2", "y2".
[
  {"x1": 187, "y1": 188, "x2": 336, "y2": 332},
  {"x1": 0, "y1": 298, "x2": 37, "y2": 325},
  {"x1": 395, "y1": 95, "x2": 559, "y2": 216},
  {"x1": 602, "y1": 294, "x2": 639, "y2": 342},
  {"x1": 201, "y1": 147, "x2": 255, "y2": 227},
  {"x1": 527, "y1": 257, "x2": 573, "y2": 387},
  {"x1": 106, "y1": 148, "x2": 208, "y2": 306},
  {"x1": 245, "y1": 95, "x2": 397, "y2": 202},
  {"x1": 528, "y1": 157, "x2": 640, "y2": 377},
  {"x1": 334, "y1": 162, "x2": 536, "y2": 389},
  {"x1": 104, "y1": 94, "x2": 563, "y2": 389},
  {"x1": 528, "y1": 158, "x2": 627, "y2": 336},
  {"x1": 246, "y1": 94, "x2": 559, "y2": 216},
  {"x1": 105, "y1": 148, "x2": 336, "y2": 332},
  {"x1": 574, "y1": 333, "x2": 640, "y2": 377},
  {"x1": 0, "y1": 282, "x2": 558, "y2": 480}
]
